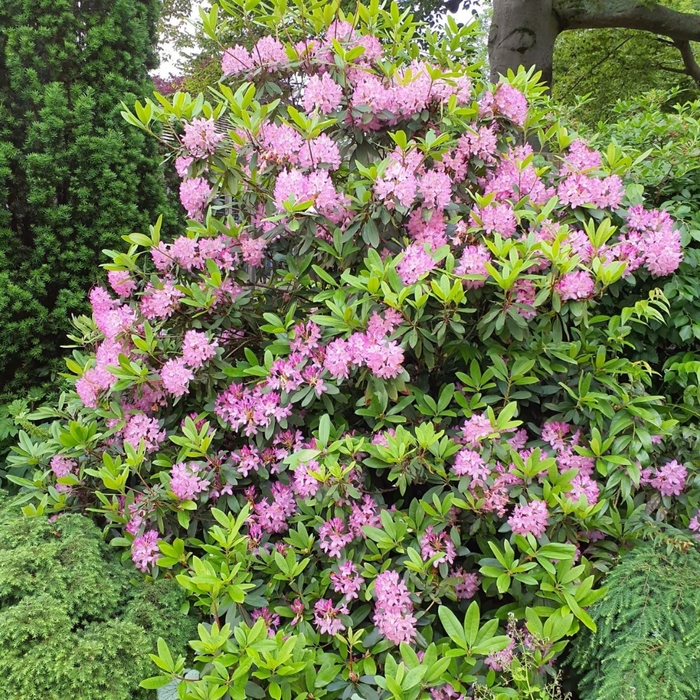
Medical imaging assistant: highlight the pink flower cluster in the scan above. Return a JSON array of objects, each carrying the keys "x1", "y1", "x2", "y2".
[
  {"x1": 507, "y1": 499, "x2": 549, "y2": 538},
  {"x1": 641, "y1": 459, "x2": 687, "y2": 497},
  {"x1": 182, "y1": 118, "x2": 224, "y2": 158},
  {"x1": 420, "y1": 526, "x2": 457, "y2": 567},
  {"x1": 215, "y1": 383, "x2": 292, "y2": 436},
  {"x1": 319, "y1": 517, "x2": 353, "y2": 558},
  {"x1": 313, "y1": 598, "x2": 348, "y2": 635},
  {"x1": 323, "y1": 311, "x2": 404, "y2": 380},
  {"x1": 373, "y1": 570, "x2": 417, "y2": 645},
  {"x1": 50, "y1": 455, "x2": 78, "y2": 493},
  {"x1": 170, "y1": 462, "x2": 209, "y2": 501},
  {"x1": 397, "y1": 243, "x2": 437, "y2": 285},
  {"x1": 330, "y1": 560, "x2": 363, "y2": 600},
  {"x1": 180, "y1": 177, "x2": 213, "y2": 220},
  {"x1": 182, "y1": 330, "x2": 218, "y2": 368},
  {"x1": 131, "y1": 529, "x2": 159, "y2": 572}
]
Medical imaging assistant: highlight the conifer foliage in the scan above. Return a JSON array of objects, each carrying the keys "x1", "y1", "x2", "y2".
[
  {"x1": 570, "y1": 536, "x2": 700, "y2": 699},
  {"x1": 0, "y1": 0, "x2": 178, "y2": 395}
]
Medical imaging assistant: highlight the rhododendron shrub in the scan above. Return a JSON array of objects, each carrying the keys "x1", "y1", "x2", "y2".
[{"x1": 7, "y1": 0, "x2": 699, "y2": 697}]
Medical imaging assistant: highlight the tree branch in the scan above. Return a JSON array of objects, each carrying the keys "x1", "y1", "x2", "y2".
[
  {"x1": 674, "y1": 39, "x2": 700, "y2": 84},
  {"x1": 555, "y1": 0, "x2": 700, "y2": 42},
  {"x1": 555, "y1": 1, "x2": 700, "y2": 85}
]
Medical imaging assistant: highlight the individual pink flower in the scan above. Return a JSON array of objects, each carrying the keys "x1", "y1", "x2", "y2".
[
  {"x1": 313, "y1": 599, "x2": 348, "y2": 635},
  {"x1": 131, "y1": 530, "x2": 160, "y2": 572},
  {"x1": 556, "y1": 271, "x2": 595, "y2": 301},
  {"x1": 330, "y1": 560, "x2": 363, "y2": 600},
  {"x1": 170, "y1": 462, "x2": 208, "y2": 501},
  {"x1": 303, "y1": 74, "x2": 343, "y2": 114},
  {"x1": 160, "y1": 357, "x2": 194, "y2": 397},
  {"x1": 180, "y1": 177, "x2": 212, "y2": 219},
  {"x1": 397, "y1": 243, "x2": 436, "y2": 285},
  {"x1": 182, "y1": 330, "x2": 218, "y2": 368},
  {"x1": 508, "y1": 499, "x2": 549, "y2": 538}
]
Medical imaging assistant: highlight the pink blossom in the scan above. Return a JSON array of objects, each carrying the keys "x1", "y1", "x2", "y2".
[
  {"x1": 453, "y1": 448, "x2": 490, "y2": 487},
  {"x1": 374, "y1": 570, "x2": 417, "y2": 645},
  {"x1": 232, "y1": 445, "x2": 263, "y2": 477},
  {"x1": 456, "y1": 244, "x2": 491, "y2": 288},
  {"x1": 397, "y1": 244, "x2": 436, "y2": 285},
  {"x1": 330, "y1": 560, "x2": 363, "y2": 600},
  {"x1": 182, "y1": 330, "x2": 218, "y2": 368},
  {"x1": 215, "y1": 383, "x2": 291, "y2": 436},
  {"x1": 292, "y1": 459, "x2": 321, "y2": 498},
  {"x1": 131, "y1": 530, "x2": 159, "y2": 572},
  {"x1": 252, "y1": 482, "x2": 297, "y2": 533},
  {"x1": 251, "y1": 36, "x2": 288, "y2": 71},
  {"x1": 420, "y1": 526, "x2": 457, "y2": 567},
  {"x1": 485, "y1": 637, "x2": 515, "y2": 671},
  {"x1": 648, "y1": 460, "x2": 687, "y2": 497},
  {"x1": 175, "y1": 155, "x2": 193, "y2": 178},
  {"x1": 140, "y1": 282, "x2": 184, "y2": 320},
  {"x1": 451, "y1": 568, "x2": 480, "y2": 599},
  {"x1": 313, "y1": 598, "x2": 348, "y2": 636},
  {"x1": 222, "y1": 45, "x2": 253, "y2": 75},
  {"x1": 556, "y1": 271, "x2": 595, "y2": 301},
  {"x1": 179, "y1": 177, "x2": 212, "y2": 220},
  {"x1": 303, "y1": 74, "x2": 343, "y2": 114},
  {"x1": 251, "y1": 607, "x2": 281, "y2": 633},
  {"x1": 461, "y1": 413, "x2": 494, "y2": 447},
  {"x1": 108, "y1": 271, "x2": 136, "y2": 298},
  {"x1": 182, "y1": 118, "x2": 224, "y2": 158},
  {"x1": 160, "y1": 357, "x2": 194, "y2": 397},
  {"x1": 472, "y1": 202, "x2": 517, "y2": 237},
  {"x1": 494, "y1": 84, "x2": 528, "y2": 125},
  {"x1": 239, "y1": 234, "x2": 268, "y2": 267},
  {"x1": 319, "y1": 517, "x2": 353, "y2": 558},
  {"x1": 298, "y1": 134, "x2": 342, "y2": 170},
  {"x1": 349, "y1": 495, "x2": 381, "y2": 538},
  {"x1": 508, "y1": 499, "x2": 549, "y2": 538},
  {"x1": 123, "y1": 414, "x2": 166, "y2": 453},
  {"x1": 170, "y1": 462, "x2": 209, "y2": 501}
]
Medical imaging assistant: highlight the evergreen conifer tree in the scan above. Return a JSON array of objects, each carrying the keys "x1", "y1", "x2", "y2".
[{"x1": 0, "y1": 0, "x2": 179, "y2": 395}]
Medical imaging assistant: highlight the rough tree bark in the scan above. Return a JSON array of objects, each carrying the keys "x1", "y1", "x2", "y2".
[{"x1": 488, "y1": 0, "x2": 700, "y2": 87}]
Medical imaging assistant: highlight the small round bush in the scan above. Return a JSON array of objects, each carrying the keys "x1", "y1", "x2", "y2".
[
  {"x1": 570, "y1": 535, "x2": 700, "y2": 700},
  {"x1": 0, "y1": 495, "x2": 196, "y2": 700}
]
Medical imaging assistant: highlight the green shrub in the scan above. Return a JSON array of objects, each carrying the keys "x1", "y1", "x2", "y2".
[
  {"x1": 7, "y1": 0, "x2": 700, "y2": 697},
  {"x1": 0, "y1": 0, "x2": 181, "y2": 396},
  {"x1": 0, "y1": 495, "x2": 196, "y2": 700},
  {"x1": 569, "y1": 534, "x2": 700, "y2": 700}
]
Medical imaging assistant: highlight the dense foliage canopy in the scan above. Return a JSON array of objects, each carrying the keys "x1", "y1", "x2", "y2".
[
  {"x1": 0, "y1": 0, "x2": 180, "y2": 395},
  {"x1": 3, "y1": 0, "x2": 700, "y2": 698}
]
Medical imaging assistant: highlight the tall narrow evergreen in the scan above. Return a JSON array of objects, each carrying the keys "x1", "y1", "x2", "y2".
[{"x1": 0, "y1": 0, "x2": 179, "y2": 394}]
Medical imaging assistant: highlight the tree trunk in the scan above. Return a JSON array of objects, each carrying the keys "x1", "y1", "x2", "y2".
[{"x1": 488, "y1": 0, "x2": 560, "y2": 87}]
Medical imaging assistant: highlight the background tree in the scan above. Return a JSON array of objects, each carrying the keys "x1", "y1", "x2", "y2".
[
  {"x1": 0, "y1": 0, "x2": 181, "y2": 396},
  {"x1": 489, "y1": 0, "x2": 700, "y2": 91},
  {"x1": 553, "y1": 0, "x2": 700, "y2": 124}
]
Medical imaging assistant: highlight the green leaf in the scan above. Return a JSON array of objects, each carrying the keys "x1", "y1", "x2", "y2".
[{"x1": 438, "y1": 606, "x2": 467, "y2": 648}]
